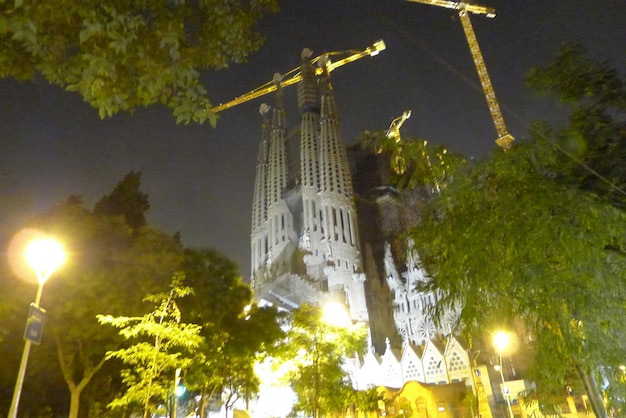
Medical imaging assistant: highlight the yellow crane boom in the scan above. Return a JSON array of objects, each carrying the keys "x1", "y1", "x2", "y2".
[
  {"x1": 406, "y1": 0, "x2": 514, "y2": 150},
  {"x1": 211, "y1": 40, "x2": 386, "y2": 113}
]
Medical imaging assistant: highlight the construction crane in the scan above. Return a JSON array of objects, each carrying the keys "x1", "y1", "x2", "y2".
[
  {"x1": 406, "y1": 0, "x2": 514, "y2": 151},
  {"x1": 211, "y1": 40, "x2": 386, "y2": 113}
]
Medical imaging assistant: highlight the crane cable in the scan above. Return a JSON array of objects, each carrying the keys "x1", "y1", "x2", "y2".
[{"x1": 368, "y1": 4, "x2": 626, "y2": 201}]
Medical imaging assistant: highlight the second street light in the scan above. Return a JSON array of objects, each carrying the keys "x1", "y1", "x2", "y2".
[
  {"x1": 8, "y1": 237, "x2": 65, "y2": 418},
  {"x1": 493, "y1": 331, "x2": 514, "y2": 418}
]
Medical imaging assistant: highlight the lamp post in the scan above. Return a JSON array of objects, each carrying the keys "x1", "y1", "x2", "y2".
[
  {"x1": 493, "y1": 331, "x2": 514, "y2": 418},
  {"x1": 171, "y1": 368, "x2": 184, "y2": 418},
  {"x1": 8, "y1": 238, "x2": 65, "y2": 418}
]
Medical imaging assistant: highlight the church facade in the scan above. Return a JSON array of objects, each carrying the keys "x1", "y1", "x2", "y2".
[{"x1": 249, "y1": 48, "x2": 458, "y2": 354}]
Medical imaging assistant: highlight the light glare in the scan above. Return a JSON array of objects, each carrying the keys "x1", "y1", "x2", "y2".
[
  {"x1": 493, "y1": 331, "x2": 509, "y2": 352},
  {"x1": 25, "y1": 239, "x2": 65, "y2": 283},
  {"x1": 322, "y1": 302, "x2": 351, "y2": 328}
]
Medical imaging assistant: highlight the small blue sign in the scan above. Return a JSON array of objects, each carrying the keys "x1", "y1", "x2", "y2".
[{"x1": 23, "y1": 303, "x2": 46, "y2": 345}]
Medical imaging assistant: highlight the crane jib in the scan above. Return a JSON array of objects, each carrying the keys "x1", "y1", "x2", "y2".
[{"x1": 211, "y1": 40, "x2": 386, "y2": 114}]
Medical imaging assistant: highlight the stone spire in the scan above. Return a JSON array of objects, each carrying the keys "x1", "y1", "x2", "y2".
[
  {"x1": 266, "y1": 74, "x2": 288, "y2": 208},
  {"x1": 317, "y1": 59, "x2": 368, "y2": 322},
  {"x1": 250, "y1": 104, "x2": 271, "y2": 281},
  {"x1": 264, "y1": 74, "x2": 296, "y2": 271},
  {"x1": 318, "y1": 57, "x2": 353, "y2": 200},
  {"x1": 298, "y1": 48, "x2": 323, "y2": 265}
]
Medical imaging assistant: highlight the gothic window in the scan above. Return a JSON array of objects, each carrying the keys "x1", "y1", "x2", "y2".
[
  {"x1": 405, "y1": 359, "x2": 418, "y2": 380},
  {"x1": 339, "y1": 208, "x2": 346, "y2": 242},
  {"x1": 447, "y1": 350, "x2": 468, "y2": 373},
  {"x1": 426, "y1": 355, "x2": 443, "y2": 377},
  {"x1": 347, "y1": 212, "x2": 354, "y2": 246},
  {"x1": 332, "y1": 208, "x2": 338, "y2": 241},
  {"x1": 416, "y1": 403, "x2": 428, "y2": 418},
  {"x1": 417, "y1": 318, "x2": 436, "y2": 342}
]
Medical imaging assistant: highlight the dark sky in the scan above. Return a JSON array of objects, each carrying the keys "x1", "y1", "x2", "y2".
[{"x1": 1, "y1": 0, "x2": 625, "y2": 279}]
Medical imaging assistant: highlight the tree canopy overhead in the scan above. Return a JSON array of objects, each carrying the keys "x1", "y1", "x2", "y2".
[{"x1": 0, "y1": 0, "x2": 278, "y2": 124}]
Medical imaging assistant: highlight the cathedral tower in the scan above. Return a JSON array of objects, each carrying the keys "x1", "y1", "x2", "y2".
[
  {"x1": 316, "y1": 60, "x2": 368, "y2": 321},
  {"x1": 250, "y1": 50, "x2": 367, "y2": 322}
]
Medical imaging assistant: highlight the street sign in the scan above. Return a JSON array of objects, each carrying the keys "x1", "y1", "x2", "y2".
[{"x1": 23, "y1": 303, "x2": 46, "y2": 345}]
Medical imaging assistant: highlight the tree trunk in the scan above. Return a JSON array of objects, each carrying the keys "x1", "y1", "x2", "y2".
[
  {"x1": 68, "y1": 387, "x2": 82, "y2": 418},
  {"x1": 199, "y1": 385, "x2": 207, "y2": 418},
  {"x1": 199, "y1": 382, "x2": 218, "y2": 418},
  {"x1": 54, "y1": 332, "x2": 107, "y2": 418},
  {"x1": 576, "y1": 364, "x2": 608, "y2": 418}
]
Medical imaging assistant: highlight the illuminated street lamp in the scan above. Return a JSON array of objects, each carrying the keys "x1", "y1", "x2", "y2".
[
  {"x1": 8, "y1": 238, "x2": 65, "y2": 418},
  {"x1": 322, "y1": 301, "x2": 352, "y2": 328},
  {"x1": 493, "y1": 331, "x2": 514, "y2": 418}
]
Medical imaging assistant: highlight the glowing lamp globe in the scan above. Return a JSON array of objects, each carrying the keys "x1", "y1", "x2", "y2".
[{"x1": 25, "y1": 239, "x2": 65, "y2": 284}]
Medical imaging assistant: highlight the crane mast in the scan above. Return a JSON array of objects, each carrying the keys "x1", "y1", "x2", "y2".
[
  {"x1": 406, "y1": 0, "x2": 514, "y2": 150},
  {"x1": 211, "y1": 40, "x2": 386, "y2": 113}
]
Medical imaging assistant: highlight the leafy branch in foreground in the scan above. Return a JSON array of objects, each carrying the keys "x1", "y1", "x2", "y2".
[{"x1": 1, "y1": 0, "x2": 278, "y2": 124}]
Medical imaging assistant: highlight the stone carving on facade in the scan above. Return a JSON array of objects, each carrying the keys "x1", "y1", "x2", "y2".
[
  {"x1": 299, "y1": 229, "x2": 311, "y2": 250},
  {"x1": 325, "y1": 241, "x2": 333, "y2": 260},
  {"x1": 249, "y1": 46, "x2": 462, "y2": 354},
  {"x1": 352, "y1": 272, "x2": 366, "y2": 283},
  {"x1": 266, "y1": 249, "x2": 273, "y2": 267}
]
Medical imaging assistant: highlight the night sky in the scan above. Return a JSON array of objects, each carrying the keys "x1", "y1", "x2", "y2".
[{"x1": 1, "y1": 0, "x2": 625, "y2": 279}]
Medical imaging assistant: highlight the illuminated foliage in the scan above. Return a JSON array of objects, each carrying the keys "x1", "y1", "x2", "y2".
[
  {"x1": 179, "y1": 248, "x2": 285, "y2": 418},
  {"x1": 282, "y1": 304, "x2": 368, "y2": 418},
  {"x1": 98, "y1": 273, "x2": 203, "y2": 418},
  {"x1": 366, "y1": 46, "x2": 626, "y2": 418},
  {"x1": 7, "y1": 193, "x2": 185, "y2": 418},
  {"x1": 0, "y1": 0, "x2": 278, "y2": 124}
]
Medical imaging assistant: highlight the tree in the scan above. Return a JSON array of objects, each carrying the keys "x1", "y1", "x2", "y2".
[
  {"x1": 282, "y1": 304, "x2": 368, "y2": 418},
  {"x1": 94, "y1": 170, "x2": 150, "y2": 233},
  {"x1": 0, "y1": 174, "x2": 185, "y2": 417},
  {"x1": 525, "y1": 43, "x2": 626, "y2": 210},
  {"x1": 179, "y1": 248, "x2": 285, "y2": 418},
  {"x1": 45, "y1": 200, "x2": 183, "y2": 418},
  {"x1": 361, "y1": 46, "x2": 626, "y2": 417},
  {"x1": 98, "y1": 273, "x2": 203, "y2": 418},
  {"x1": 0, "y1": 0, "x2": 278, "y2": 124},
  {"x1": 366, "y1": 135, "x2": 626, "y2": 417}
]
